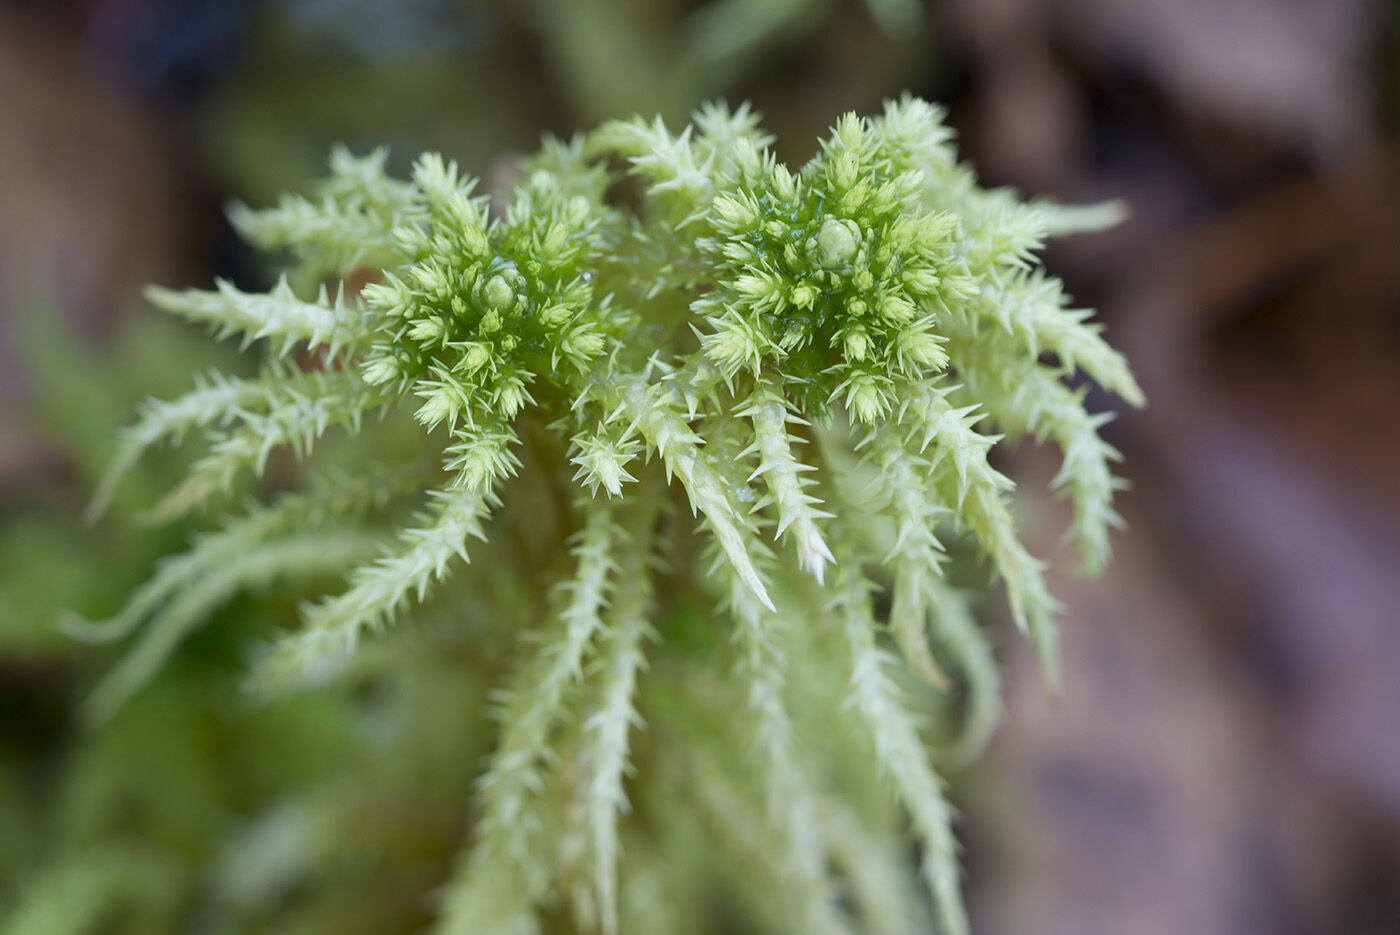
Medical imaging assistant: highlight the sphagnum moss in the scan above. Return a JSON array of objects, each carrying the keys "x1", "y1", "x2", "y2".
[{"x1": 83, "y1": 97, "x2": 1141, "y2": 935}]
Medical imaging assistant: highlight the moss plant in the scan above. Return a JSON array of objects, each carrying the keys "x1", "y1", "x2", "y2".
[{"x1": 81, "y1": 97, "x2": 1141, "y2": 935}]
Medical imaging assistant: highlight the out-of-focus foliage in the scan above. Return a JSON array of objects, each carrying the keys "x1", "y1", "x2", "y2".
[{"x1": 204, "y1": 0, "x2": 932, "y2": 202}]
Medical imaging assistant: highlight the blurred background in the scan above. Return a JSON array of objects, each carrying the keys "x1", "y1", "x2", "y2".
[{"x1": 1, "y1": 1, "x2": 1397, "y2": 933}]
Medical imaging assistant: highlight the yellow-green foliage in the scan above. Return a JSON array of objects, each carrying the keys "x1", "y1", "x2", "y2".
[{"x1": 72, "y1": 97, "x2": 1141, "y2": 935}]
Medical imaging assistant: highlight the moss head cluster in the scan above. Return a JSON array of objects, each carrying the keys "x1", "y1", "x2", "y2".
[
  {"x1": 360, "y1": 155, "x2": 621, "y2": 428},
  {"x1": 697, "y1": 113, "x2": 977, "y2": 420}
]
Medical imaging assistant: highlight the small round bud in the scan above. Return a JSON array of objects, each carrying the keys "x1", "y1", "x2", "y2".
[
  {"x1": 790, "y1": 284, "x2": 818, "y2": 309},
  {"x1": 362, "y1": 355, "x2": 400, "y2": 385},
  {"x1": 879, "y1": 294, "x2": 914, "y2": 322},
  {"x1": 543, "y1": 222, "x2": 568, "y2": 255},
  {"x1": 484, "y1": 275, "x2": 515, "y2": 311},
  {"x1": 772, "y1": 167, "x2": 796, "y2": 202},
  {"x1": 539, "y1": 304, "x2": 573, "y2": 328},
  {"x1": 411, "y1": 263, "x2": 448, "y2": 295},
  {"x1": 409, "y1": 316, "x2": 445, "y2": 343},
  {"x1": 900, "y1": 331, "x2": 949, "y2": 371},
  {"x1": 713, "y1": 194, "x2": 755, "y2": 230},
  {"x1": 360, "y1": 281, "x2": 400, "y2": 311},
  {"x1": 831, "y1": 152, "x2": 859, "y2": 192},
  {"x1": 843, "y1": 328, "x2": 870, "y2": 361},
  {"x1": 780, "y1": 322, "x2": 808, "y2": 349},
  {"x1": 497, "y1": 381, "x2": 529, "y2": 418},
  {"x1": 706, "y1": 322, "x2": 758, "y2": 373},
  {"x1": 460, "y1": 225, "x2": 490, "y2": 257},
  {"x1": 815, "y1": 217, "x2": 860, "y2": 269},
  {"x1": 567, "y1": 329, "x2": 605, "y2": 360},
  {"x1": 462, "y1": 343, "x2": 492, "y2": 374},
  {"x1": 902, "y1": 267, "x2": 940, "y2": 294},
  {"x1": 843, "y1": 374, "x2": 888, "y2": 423},
  {"x1": 415, "y1": 390, "x2": 457, "y2": 427}
]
